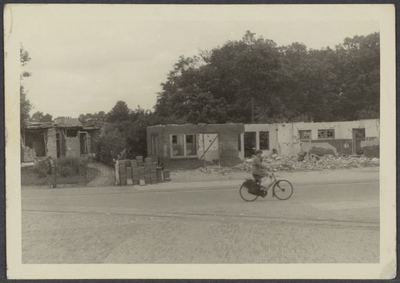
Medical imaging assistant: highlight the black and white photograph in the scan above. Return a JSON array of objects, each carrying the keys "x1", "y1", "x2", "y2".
[{"x1": 4, "y1": 4, "x2": 396, "y2": 280}]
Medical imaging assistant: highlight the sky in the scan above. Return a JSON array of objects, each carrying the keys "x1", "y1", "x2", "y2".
[{"x1": 12, "y1": 5, "x2": 380, "y2": 118}]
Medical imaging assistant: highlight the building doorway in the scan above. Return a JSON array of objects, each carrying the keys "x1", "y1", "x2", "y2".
[
  {"x1": 79, "y1": 132, "x2": 89, "y2": 154},
  {"x1": 244, "y1": 132, "x2": 256, "y2": 158},
  {"x1": 352, "y1": 128, "x2": 365, "y2": 155}
]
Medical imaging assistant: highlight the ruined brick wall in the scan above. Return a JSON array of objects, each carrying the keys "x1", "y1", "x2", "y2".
[
  {"x1": 216, "y1": 124, "x2": 245, "y2": 166},
  {"x1": 146, "y1": 126, "x2": 164, "y2": 162},
  {"x1": 277, "y1": 123, "x2": 294, "y2": 155},
  {"x1": 46, "y1": 128, "x2": 58, "y2": 159},
  {"x1": 147, "y1": 124, "x2": 244, "y2": 169},
  {"x1": 65, "y1": 136, "x2": 80, "y2": 157}
]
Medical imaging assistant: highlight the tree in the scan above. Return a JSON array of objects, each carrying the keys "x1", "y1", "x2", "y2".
[
  {"x1": 155, "y1": 31, "x2": 284, "y2": 123},
  {"x1": 95, "y1": 105, "x2": 157, "y2": 164},
  {"x1": 334, "y1": 33, "x2": 380, "y2": 120},
  {"x1": 96, "y1": 124, "x2": 126, "y2": 166},
  {"x1": 30, "y1": 111, "x2": 53, "y2": 122},
  {"x1": 79, "y1": 111, "x2": 106, "y2": 125},
  {"x1": 41, "y1": 114, "x2": 53, "y2": 122},
  {"x1": 155, "y1": 31, "x2": 380, "y2": 124},
  {"x1": 20, "y1": 44, "x2": 32, "y2": 129},
  {"x1": 106, "y1": 101, "x2": 131, "y2": 123}
]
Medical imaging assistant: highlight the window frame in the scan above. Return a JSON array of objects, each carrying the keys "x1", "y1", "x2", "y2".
[
  {"x1": 317, "y1": 129, "x2": 335, "y2": 139},
  {"x1": 170, "y1": 134, "x2": 198, "y2": 158},
  {"x1": 299, "y1": 130, "x2": 312, "y2": 141}
]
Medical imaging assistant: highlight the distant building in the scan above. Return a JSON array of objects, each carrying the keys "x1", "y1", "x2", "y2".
[
  {"x1": 243, "y1": 119, "x2": 380, "y2": 158},
  {"x1": 22, "y1": 117, "x2": 101, "y2": 162},
  {"x1": 147, "y1": 123, "x2": 244, "y2": 169},
  {"x1": 146, "y1": 119, "x2": 380, "y2": 169}
]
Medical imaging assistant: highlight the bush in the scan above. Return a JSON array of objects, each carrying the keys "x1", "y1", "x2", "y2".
[
  {"x1": 96, "y1": 125, "x2": 126, "y2": 166},
  {"x1": 33, "y1": 159, "x2": 52, "y2": 178},
  {"x1": 56, "y1": 156, "x2": 87, "y2": 177}
]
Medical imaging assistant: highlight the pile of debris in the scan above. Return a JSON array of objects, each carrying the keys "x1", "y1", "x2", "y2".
[{"x1": 195, "y1": 154, "x2": 379, "y2": 174}]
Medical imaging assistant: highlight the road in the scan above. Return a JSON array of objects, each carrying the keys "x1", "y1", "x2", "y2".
[{"x1": 22, "y1": 180, "x2": 379, "y2": 264}]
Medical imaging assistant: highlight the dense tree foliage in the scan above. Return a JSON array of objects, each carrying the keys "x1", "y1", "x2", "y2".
[
  {"x1": 20, "y1": 45, "x2": 33, "y2": 129},
  {"x1": 106, "y1": 100, "x2": 131, "y2": 123},
  {"x1": 30, "y1": 111, "x2": 53, "y2": 122},
  {"x1": 155, "y1": 31, "x2": 380, "y2": 123},
  {"x1": 78, "y1": 111, "x2": 106, "y2": 125},
  {"x1": 95, "y1": 104, "x2": 157, "y2": 165}
]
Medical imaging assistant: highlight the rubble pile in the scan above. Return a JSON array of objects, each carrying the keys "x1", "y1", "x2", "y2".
[{"x1": 195, "y1": 154, "x2": 379, "y2": 174}]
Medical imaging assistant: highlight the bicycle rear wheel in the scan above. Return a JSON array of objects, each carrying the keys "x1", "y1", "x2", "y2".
[
  {"x1": 273, "y1": 180, "x2": 293, "y2": 200},
  {"x1": 239, "y1": 184, "x2": 259, "y2": 202}
]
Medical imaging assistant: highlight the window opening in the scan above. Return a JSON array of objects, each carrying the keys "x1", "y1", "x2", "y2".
[
  {"x1": 318, "y1": 129, "x2": 335, "y2": 139},
  {"x1": 171, "y1": 134, "x2": 197, "y2": 157},
  {"x1": 67, "y1": 129, "x2": 78, "y2": 137},
  {"x1": 259, "y1": 131, "x2": 269, "y2": 150},
  {"x1": 299, "y1": 130, "x2": 312, "y2": 141}
]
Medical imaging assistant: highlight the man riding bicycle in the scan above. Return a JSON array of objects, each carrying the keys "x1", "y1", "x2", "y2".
[{"x1": 252, "y1": 150, "x2": 273, "y2": 187}]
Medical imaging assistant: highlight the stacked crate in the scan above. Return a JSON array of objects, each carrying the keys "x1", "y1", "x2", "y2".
[
  {"x1": 116, "y1": 157, "x2": 165, "y2": 186},
  {"x1": 156, "y1": 167, "x2": 163, "y2": 183},
  {"x1": 130, "y1": 160, "x2": 139, "y2": 185},
  {"x1": 119, "y1": 160, "x2": 128, "y2": 185},
  {"x1": 144, "y1": 158, "x2": 152, "y2": 184}
]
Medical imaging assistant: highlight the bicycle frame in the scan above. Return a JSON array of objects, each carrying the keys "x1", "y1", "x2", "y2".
[{"x1": 259, "y1": 173, "x2": 278, "y2": 197}]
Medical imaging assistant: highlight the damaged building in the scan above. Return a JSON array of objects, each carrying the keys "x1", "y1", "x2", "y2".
[
  {"x1": 147, "y1": 123, "x2": 244, "y2": 169},
  {"x1": 242, "y1": 119, "x2": 380, "y2": 159},
  {"x1": 22, "y1": 117, "x2": 101, "y2": 163},
  {"x1": 147, "y1": 119, "x2": 379, "y2": 169}
]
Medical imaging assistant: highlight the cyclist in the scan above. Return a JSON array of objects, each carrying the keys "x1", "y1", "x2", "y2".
[{"x1": 252, "y1": 150, "x2": 273, "y2": 188}]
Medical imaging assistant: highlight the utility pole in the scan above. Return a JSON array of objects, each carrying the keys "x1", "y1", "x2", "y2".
[{"x1": 251, "y1": 96, "x2": 254, "y2": 123}]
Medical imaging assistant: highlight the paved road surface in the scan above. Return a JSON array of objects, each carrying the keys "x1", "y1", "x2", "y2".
[{"x1": 22, "y1": 180, "x2": 379, "y2": 264}]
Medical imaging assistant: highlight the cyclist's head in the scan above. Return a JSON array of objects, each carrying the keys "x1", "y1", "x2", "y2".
[{"x1": 255, "y1": 150, "x2": 263, "y2": 156}]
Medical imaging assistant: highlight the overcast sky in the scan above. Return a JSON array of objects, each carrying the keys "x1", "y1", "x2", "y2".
[{"x1": 13, "y1": 5, "x2": 380, "y2": 118}]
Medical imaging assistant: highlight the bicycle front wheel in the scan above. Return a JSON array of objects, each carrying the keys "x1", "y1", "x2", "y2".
[
  {"x1": 239, "y1": 184, "x2": 259, "y2": 202},
  {"x1": 273, "y1": 180, "x2": 293, "y2": 200}
]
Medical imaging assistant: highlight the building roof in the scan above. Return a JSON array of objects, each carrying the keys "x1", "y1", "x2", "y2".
[
  {"x1": 54, "y1": 117, "x2": 82, "y2": 127},
  {"x1": 24, "y1": 121, "x2": 53, "y2": 130},
  {"x1": 147, "y1": 122, "x2": 244, "y2": 128},
  {"x1": 25, "y1": 117, "x2": 102, "y2": 130}
]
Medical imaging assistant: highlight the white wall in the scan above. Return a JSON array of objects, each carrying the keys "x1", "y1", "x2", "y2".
[
  {"x1": 293, "y1": 119, "x2": 379, "y2": 140},
  {"x1": 243, "y1": 119, "x2": 380, "y2": 158},
  {"x1": 197, "y1": 133, "x2": 219, "y2": 162}
]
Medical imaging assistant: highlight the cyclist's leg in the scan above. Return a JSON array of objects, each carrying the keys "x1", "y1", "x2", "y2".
[
  {"x1": 252, "y1": 174, "x2": 262, "y2": 184},
  {"x1": 259, "y1": 172, "x2": 273, "y2": 188}
]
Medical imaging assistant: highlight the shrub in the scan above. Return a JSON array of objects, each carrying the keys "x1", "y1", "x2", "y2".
[
  {"x1": 56, "y1": 156, "x2": 87, "y2": 177},
  {"x1": 33, "y1": 159, "x2": 52, "y2": 178},
  {"x1": 96, "y1": 125, "x2": 126, "y2": 166}
]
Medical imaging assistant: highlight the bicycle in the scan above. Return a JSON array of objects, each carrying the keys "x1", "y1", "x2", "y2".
[{"x1": 239, "y1": 173, "x2": 293, "y2": 202}]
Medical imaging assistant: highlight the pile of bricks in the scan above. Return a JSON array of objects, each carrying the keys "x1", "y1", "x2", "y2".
[{"x1": 115, "y1": 156, "x2": 170, "y2": 186}]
